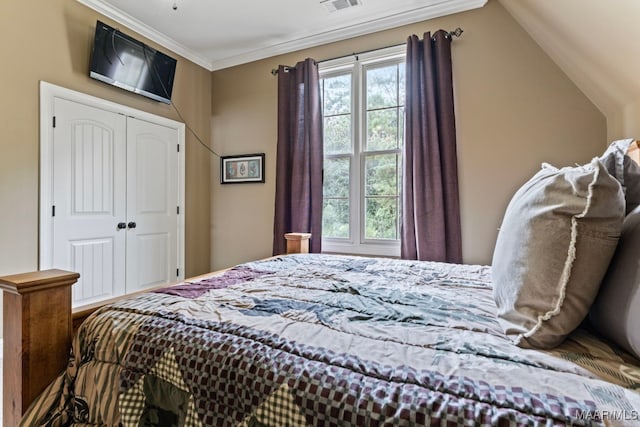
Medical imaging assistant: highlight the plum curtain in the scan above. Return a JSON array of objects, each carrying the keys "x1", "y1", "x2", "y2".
[
  {"x1": 272, "y1": 58, "x2": 324, "y2": 255},
  {"x1": 401, "y1": 31, "x2": 462, "y2": 263}
]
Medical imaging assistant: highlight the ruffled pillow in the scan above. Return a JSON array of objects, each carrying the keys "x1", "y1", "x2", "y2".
[{"x1": 492, "y1": 158, "x2": 624, "y2": 348}]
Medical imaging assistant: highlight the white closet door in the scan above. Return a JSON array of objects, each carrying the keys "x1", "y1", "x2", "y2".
[
  {"x1": 52, "y1": 98, "x2": 127, "y2": 306},
  {"x1": 126, "y1": 117, "x2": 179, "y2": 293}
]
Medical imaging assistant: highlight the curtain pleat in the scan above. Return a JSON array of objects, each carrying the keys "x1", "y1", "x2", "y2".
[
  {"x1": 401, "y1": 31, "x2": 462, "y2": 263},
  {"x1": 272, "y1": 58, "x2": 323, "y2": 255}
]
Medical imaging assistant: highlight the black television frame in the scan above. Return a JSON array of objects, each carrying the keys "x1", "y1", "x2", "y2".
[{"x1": 89, "y1": 21, "x2": 177, "y2": 104}]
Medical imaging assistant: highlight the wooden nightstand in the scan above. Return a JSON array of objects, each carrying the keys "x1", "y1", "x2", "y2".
[{"x1": 284, "y1": 233, "x2": 312, "y2": 254}]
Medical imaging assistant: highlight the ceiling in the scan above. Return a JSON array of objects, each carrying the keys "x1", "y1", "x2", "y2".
[
  {"x1": 77, "y1": 0, "x2": 487, "y2": 71},
  {"x1": 498, "y1": 0, "x2": 640, "y2": 126}
]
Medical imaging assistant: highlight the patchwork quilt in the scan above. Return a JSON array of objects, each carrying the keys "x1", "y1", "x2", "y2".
[{"x1": 21, "y1": 254, "x2": 640, "y2": 426}]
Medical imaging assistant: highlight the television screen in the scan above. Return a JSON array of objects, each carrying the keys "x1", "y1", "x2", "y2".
[{"x1": 89, "y1": 21, "x2": 177, "y2": 104}]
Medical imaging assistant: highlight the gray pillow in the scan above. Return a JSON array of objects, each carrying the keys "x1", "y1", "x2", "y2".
[
  {"x1": 492, "y1": 158, "x2": 624, "y2": 349},
  {"x1": 599, "y1": 138, "x2": 640, "y2": 214},
  {"x1": 590, "y1": 205, "x2": 640, "y2": 358}
]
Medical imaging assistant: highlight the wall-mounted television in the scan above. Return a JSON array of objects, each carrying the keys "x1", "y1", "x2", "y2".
[{"x1": 89, "y1": 21, "x2": 177, "y2": 104}]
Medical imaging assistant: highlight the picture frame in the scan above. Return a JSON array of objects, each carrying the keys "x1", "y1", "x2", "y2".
[{"x1": 220, "y1": 153, "x2": 265, "y2": 184}]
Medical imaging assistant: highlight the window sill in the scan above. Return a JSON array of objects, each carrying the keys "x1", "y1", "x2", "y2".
[{"x1": 321, "y1": 240, "x2": 400, "y2": 258}]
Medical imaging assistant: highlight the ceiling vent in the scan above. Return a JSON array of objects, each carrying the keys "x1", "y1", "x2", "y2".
[{"x1": 321, "y1": 0, "x2": 362, "y2": 13}]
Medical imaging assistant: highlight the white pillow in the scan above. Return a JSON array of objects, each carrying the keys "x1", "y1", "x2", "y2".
[{"x1": 492, "y1": 158, "x2": 624, "y2": 348}]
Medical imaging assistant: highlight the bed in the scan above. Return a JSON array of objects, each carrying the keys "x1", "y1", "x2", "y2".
[
  {"x1": 15, "y1": 252, "x2": 640, "y2": 426},
  {"x1": 8, "y1": 139, "x2": 640, "y2": 426}
]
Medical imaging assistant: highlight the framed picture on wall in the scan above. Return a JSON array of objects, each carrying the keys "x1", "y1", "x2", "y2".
[{"x1": 220, "y1": 153, "x2": 265, "y2": 184}]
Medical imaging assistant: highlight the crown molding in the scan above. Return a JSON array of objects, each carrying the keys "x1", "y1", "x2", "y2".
[
  {"x1": 209, "y1": 0, "x2": 487, "y2": 70},
  {"x1": 77, "y1": 0, "x2": 486, "y2": 72}
]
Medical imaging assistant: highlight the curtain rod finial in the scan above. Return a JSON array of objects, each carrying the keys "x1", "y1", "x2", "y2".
[{"x1": 449, "y1": 27, "x2": 463, "y2": 38}]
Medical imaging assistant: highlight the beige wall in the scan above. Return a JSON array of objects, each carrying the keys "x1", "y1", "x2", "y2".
[
  {"x1": 210, "y1": 0, "x2": 606, "y2": 270},
  {"x1": 607, "y1": 101, "x2": 640, "y2": 142},
  {"x1": 621, "y1": 100, "x2": 640, "y2": 141},
  {"x1": 497, "y1": 0, "x2": 640, "y2": 145},
  {"x1": 0, "y1": 0, "x2": 212, "y2": 336}
]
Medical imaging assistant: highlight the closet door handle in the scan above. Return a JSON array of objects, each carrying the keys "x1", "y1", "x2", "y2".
[
  {"x1": 117, "y1": 222, "x2": 127, "y2": 229},
  {"x1": 127, "y1": 222, "x2": 137, "y2": 229}
]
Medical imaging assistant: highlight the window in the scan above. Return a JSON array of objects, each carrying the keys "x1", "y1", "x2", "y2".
[{"x1": 320, "y1": 46, "x2": 405, "y2": 256}]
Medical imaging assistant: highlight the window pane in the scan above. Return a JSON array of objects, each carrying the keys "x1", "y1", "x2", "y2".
[
  {"x1": 365, "y1": 197, "x2": 398, "y2": 240},
  {"x1": 366, "y1": 108, "x2": 399, "y2": 151},
  {"x1": 323, "y1": 199, "x2": 349, "y2": 238},
  {"x1": 323, "y1": 74, "x2": 351, "y2": 116},
  {"x1": 365, "y1": 154, "x2": 398, "y2": 197},
  {"x1": 324, "y1": 114, "x2": 351, "y2": 154},
  {"x1": 398, "y1": 62, "x2": 406, "y2": 106},
  {"x1": 398, "y1": 106, "x2": 405, "y2": 149},
  {"x1": 365, "y1": 152, "x2": 400, "y2": 240},
  {"x1": 323, "y1": 157, "x2": 350, "y2": 198},
  {"x1": 366, "y1": 66, "x2": 398, "y2": 109}
]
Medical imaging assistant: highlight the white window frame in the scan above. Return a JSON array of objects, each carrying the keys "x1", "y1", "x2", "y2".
[{"x1": 320, "y1": 45, "x2": 406, "y2": 257}]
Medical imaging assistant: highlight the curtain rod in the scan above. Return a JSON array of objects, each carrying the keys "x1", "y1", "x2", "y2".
[{"x1": 270, "y1": 27, "x2": 463, "y2": 76}]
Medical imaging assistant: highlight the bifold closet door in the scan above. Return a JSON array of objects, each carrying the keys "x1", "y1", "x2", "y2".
[
  {"x1": 51, "y1": 99, "x2": 180, "y2": 305},
  {"x1": 125, "y1": 117, "x2": 179, "y2": 293},
  {"x1": 51, "y1": 98, "x2": 127, "y2": 306}
]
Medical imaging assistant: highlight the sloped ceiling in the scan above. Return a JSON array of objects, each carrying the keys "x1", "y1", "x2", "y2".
[{"x1": 498, "y1": 0, "x2": 640, "y2": 137}]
